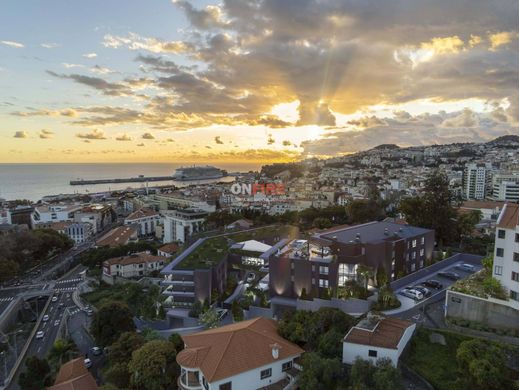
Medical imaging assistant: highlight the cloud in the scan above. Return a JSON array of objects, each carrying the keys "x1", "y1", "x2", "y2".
[
  {"x1": 441, "y1": 108, "x2": 478, "y2": 128},
  {"x1": 141, "y1": 132, "x2": 155, "y2": 139},
  {"x1": 89, "y1": 65, "x2": 115, "y2": 75},
  {"x1": 115, "y1": 133, "x2": 133, "y2": 141},
  {"x1": 489, "y1": 31, "x2": 514, "y2": 51},
  {"x1": 39, "y1": 129, "x2": 54, "y2": 139},
  {"x1": 103, "y1": 32, "x2": 191, "y2": 53},
  {"x1": 173, "y1": 1, "x2": 228, "y2": 29},
  {"x1": 137, "y1": 143, "x2": 145, "y2": 147},
  {"x1": 1, "y1": 40, "x2": 24, "y2": 48},
  {"x1": 13, "y1": 131, "x2": 28, "y2": 138},
  {"x1": 47, "y1": 71, "x2": 133, "y2": 96},
  {"x1": 348, "y1": 116, "x2": 387, "y2": 128},
  {"x1": 82, "y1": 53, "x2": 97, "y2": 58},
  {"x1": 62, "y1": 63, "x2": 84, "y2": 69},
  {"x1": 41, "y1": 43, "x2": 59, "y2": 49},
  {"x1": 282, "y1": 140, "x2": 292, "y2": 146},
  {"x1": 267, "y1": 134, "x2": 275, "y2": 145},
  {"x1": 214, "y1": 136, "x2": 223, "y2": 144},
  {"x1": 76, "y1": 129, "x2": 107, "y2": 140}
]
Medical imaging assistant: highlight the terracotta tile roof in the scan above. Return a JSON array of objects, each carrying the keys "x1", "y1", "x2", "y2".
[
  {"x1": 48, "y1": 358, "x2": 98, "y2": 390},
  {"x1": 497, "y1": 203, "x2": 519, "y2": 229},
  {"x1": 344, "y1": 317, "x2": 414, "y2": 350},
  {"x1": 158, "y1": 243, "x2": 179, "y2": 254},
  {"x1": 96, "y1": 225, "x2": 137, "y2": 247},
  {"x1": 461, "y1": 200, "x2": 506, "y2": 210},
  {"x1": 105, "y1": 251, "x2": 166, "y2": 266},
  {"x1": 177, "y1": 317, "x2": 304, "y2": 382},
  {"x1": 126, "y1": 207, "x2": 159, "y2": 221}
]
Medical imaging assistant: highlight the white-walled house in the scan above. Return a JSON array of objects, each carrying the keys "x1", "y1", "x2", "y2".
[
  {"x1": 493, "y1": 203, "x2": 519, "y2": 310},
  {"x1": 176, "y1": 317, "x2": 304, "y2": 390},
  {"x1": 342, "y1": 315, "x2": 416, "y2": 367},
  {"x1": 102, "y1": 251, "x2": 167, "y2": 284},
  {"x1": 124, "y1": 207, "x2": 161, "y2": 237}
]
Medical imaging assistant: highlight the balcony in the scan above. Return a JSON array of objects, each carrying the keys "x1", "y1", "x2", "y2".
[{"x1": 178, "y1": 371, "x2": 203, "y2": 390}]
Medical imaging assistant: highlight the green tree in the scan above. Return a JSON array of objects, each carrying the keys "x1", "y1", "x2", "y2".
[
  {"x1": 105, "y1": 362, "x2": 130, "y2": 389},
  {"x1": 456, "y1": 339, "x2": 512, "y2": 389},
  {"x1": 128, "y1": 340, "x2": 178, "y2": 390},
  {"x1": 48, "y1": 339, "x2": 75, "y2": 367},
  {"x1": 347, "y1": 199, "x2": 385, "y2": 224},
  {"x1": 313, "y1": 217, "x2": 332, "y2": 229},
  {"x1": 373, "y1": 358, "x2": 404, "y2": 390},
  {"x1": 18, "y1": 356, "x2": 52, "y2": 390},
  {"x1": 108, "y1": 331, "x2": 145, "y2": 366},
  {"x1": 298, "y1": 352, "x2": 344, "y2": 390},
  {"x1": 231, "y1": 300, "x2": 244, "y2": 322},
  {"x1": 90, "y1": 301, "x2": 135, "y2": 346},
  {"x1": 168, "y1": 333, "x2": 184, "y2": 352},
  {"x1": 141, "y1": 328, "x2": 161, "y2": 342},
  {"x1": 199, "y1": 308, "x2": 219, "y2": 329}
]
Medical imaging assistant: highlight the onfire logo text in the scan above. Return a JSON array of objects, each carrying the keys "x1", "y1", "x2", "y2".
[{"x1": 230, "y1": 182, "x2": 285, "y2": 195}]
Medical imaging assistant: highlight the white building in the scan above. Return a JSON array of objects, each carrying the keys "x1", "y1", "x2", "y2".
[
  {"x1": 74, "y1": 204, "x2": 113, "y2": 233},
  {"x1": 462, "y1": 163, "x2": 491, "y2": 200},
  {"x1": 32, "y1": 204, "x2": 82, "y2": 225},
  {"x1": 492, "y1": 173, "x2": 519, "y2": 201},
  {"x1": 493, "y1": 203, "x2": 519, "y2": 310},
  {"x1": 124, "y1": 207, "x2": 161, "y2": 237},
  {"x1": 176, "y1": 317, "x2": 304, "y2": 390},
  {"x1": 342, "y1": 315, "x2": 416, "y2": 367},
  {"x1": 102, "y1": 251, "x2": 167, "y2": 284},
  {"x1": 64, "y1": 222, "x2": 93, "y2": 244},
  {"x1": 163, "y1": 209, "x2": 207, "y2": 244},
  {"x1": 0, "y1": 209, "x2": 11, "y2": 225}
]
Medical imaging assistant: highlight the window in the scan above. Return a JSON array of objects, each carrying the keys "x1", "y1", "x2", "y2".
[
  {"x1": 512, "y1": 272, "x2": 519, "y2": 282},
  {"x1": 319, "y1": 266, "x2": 329, "y2": 275},
  {"x1": 411, "y1": 263, "x2": 416, "y2": 272},
  {"x1": 516, "y1": 233, "x2": 519, "y2": 243},
  {"x1": 496, "y1": 248, "x2": 504, "y2": 257},
  {"x1": 497, "y1": 229, "x2": 506, "y2": 239},
  {"x1": 494, "y1": 266, "x2": 503, "y2": 276},
  {"x1": 368, "y1": 350, "x2": 378, "y2": 357},
  {"x1": 219, "y1": 382, "x2": 232, "y2": 390},
  {"x1": 514, "y1": 253, "x2": 519, "y2": 263},
  {"x1": 511, "y1": 290, "x2": 519, "y2": 302},
  {"x1": 319, "y1": 279, "x2": 329, "y2": 288},
  {"x1": 260, "y1": 368, "x2": 272, "y2": 380},
  {"x1": 420, "y1": 249, "x2": 424, "y2": 257},
  {"x1": 421, "y1": 237, "x2": 425, "y2": 245},
  {"x1": 412, "y1": 239, "x2": 417, "y2": 248},
  {"x1": 412, "y1": 251, "x2": 416, "y2": 260},
  {"x1": 282, "y1": 361, "x2": 292, "y2": 372},
  {"x1": 338, "y1": 263, "x2": 357, "y2": 286}
]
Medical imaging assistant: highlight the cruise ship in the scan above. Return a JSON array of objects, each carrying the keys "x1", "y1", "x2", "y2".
[{"x1": 172, "y1": 166, "x2": 227, "y2": 181}]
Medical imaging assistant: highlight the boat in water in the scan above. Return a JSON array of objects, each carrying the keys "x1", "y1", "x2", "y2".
[{"x1": 173, "y1": 166, "x2": 227, "y2": 181}]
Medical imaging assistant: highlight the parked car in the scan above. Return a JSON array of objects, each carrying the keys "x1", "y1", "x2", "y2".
[
  {"x1": 54, "y1": 319, "x2": 60, "y2": 326},
  {"x1": 455, "y1": 263, "x2": 475, "y2": 272},
  {"x1": 84, "y1": 358, "x2": 92, "y2": 368},
  {"x1": 400, "y1": 289, "x2": 424, "y2": 300},
  {"x1": 422, "y1": 279, "x2": 443, "y2": 289},
  {"x1": 413, "y1": 286, "x2": 431, "y2": 298},
  {"x1": 91, "y1": 347, "x2": 102, "y2": 356},
  {"x1": 42, "y1": 314, "x2": 49, "y2": 322},
  {"x1": 437, "y1": 271, "x2": 461, "y2": 280},
  {"x1": 51, "y1": 296, "x2": 58, "y2": 302},
  {"x1": 36, "y1": 331, "x2": 44, "y2": 339}
]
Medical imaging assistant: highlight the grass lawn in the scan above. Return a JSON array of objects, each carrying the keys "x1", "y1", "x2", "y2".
[{"x1": 405, "y1": 327, "x2": 472, "y2": 390}]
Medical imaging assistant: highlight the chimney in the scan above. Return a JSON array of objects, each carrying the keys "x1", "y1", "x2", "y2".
[{"x1": 271, "y1": 343, "x2": 280, "y2": 360}]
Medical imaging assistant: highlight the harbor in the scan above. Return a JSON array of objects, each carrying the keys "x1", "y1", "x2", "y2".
[{"x1": 70, "y1": 175, "x2": 173, "y2": 185}]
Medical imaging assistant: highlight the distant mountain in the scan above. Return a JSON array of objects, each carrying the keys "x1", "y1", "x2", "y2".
[
  {"x1": 487, "y1": 135, "x2": 519, "y2": 144},
  {"x1": 372, "y1": 144, "x2": 400, "y2": 150}
]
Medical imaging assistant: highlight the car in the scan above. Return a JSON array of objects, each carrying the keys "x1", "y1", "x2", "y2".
[
  {"x1": 246, "y1": 272, "x2": 255, "y2": 283},
  {"x1": 91, "y1": 347, "x2": 102, "y2": 356},
  {"x1": 84, "y1": 358, "x2": 92, "y2": 368},
  {"x1": 413, "y1": 286, "x2": 431, "y2": 297},
  {"x1": 422, "y1": 279, "x2": 443, "y2": 289},
  {"x1": 455, "y1": 263, "x2": 475, "y2": 272},
  {"x1": 400, "y1": 288, "x2": 424, "y2": 300},
  {"x1": 437, "y1": 271, "x2": 461, "y2": 280},
  {"x1": 36, "y1": 331, "x2": 44, "y2": 339},
  {"x1": 54, "y1": 320, "x2": 60, "y2": 326},
  {"x1": 42, "y1": 314, "x2": 49, "y2": 322},
  {"x1": 51, "y1": 296, "x2": 58, "y2": 302},
  {"x1": 86, "y1": 309, "x2": 94, "y2": 316}
]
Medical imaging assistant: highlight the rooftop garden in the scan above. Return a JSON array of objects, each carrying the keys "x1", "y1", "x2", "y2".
[
  {"x1": 176, "y1": 225, "x2": 298, "y2": 269},
  {"x1": 450, "y1": 257, "x2": 508, "y2": 300}
]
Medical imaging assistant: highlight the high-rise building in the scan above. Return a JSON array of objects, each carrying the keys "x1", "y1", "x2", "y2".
[
  {"x1": 462, "y1": 163, "x2": 491, "y2": 200},
  {"x1": 492, "y1": 172, "x2": 519, "y2": 201}
]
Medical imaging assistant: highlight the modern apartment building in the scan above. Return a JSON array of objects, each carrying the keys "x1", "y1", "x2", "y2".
[
  {"x1": 124, "y1": 207, "x2": 161, "y2": 237},
  {"x1": 462, "y1": 163, "x2": 491, "y2": 200},
  {"x1": 492, "y1": 173, "x2": 519, "y2": 201},
  {"x1": 493, "y1": 203, "x2": 519, "y2": 310},
  {"x1": 269, "y1": 221, "x2": 434, "y2": 299},
  {"x1": 163, "y1": 208, "x2": 208, "y2": 244}
]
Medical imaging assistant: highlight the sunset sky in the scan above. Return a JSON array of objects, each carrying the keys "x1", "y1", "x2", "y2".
[{"x1": 1, "y1": 0, "x2": 518, "y2": 163}]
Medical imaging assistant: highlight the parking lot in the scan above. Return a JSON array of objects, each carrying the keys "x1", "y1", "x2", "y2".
[{"x1": 384, "y1": 255, "x2": 483, "y2": 315}]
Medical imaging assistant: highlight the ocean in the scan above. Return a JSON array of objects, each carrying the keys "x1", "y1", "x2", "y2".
[{"x1": 0, "y1": 163, "x2": 260, "y2": 202}]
